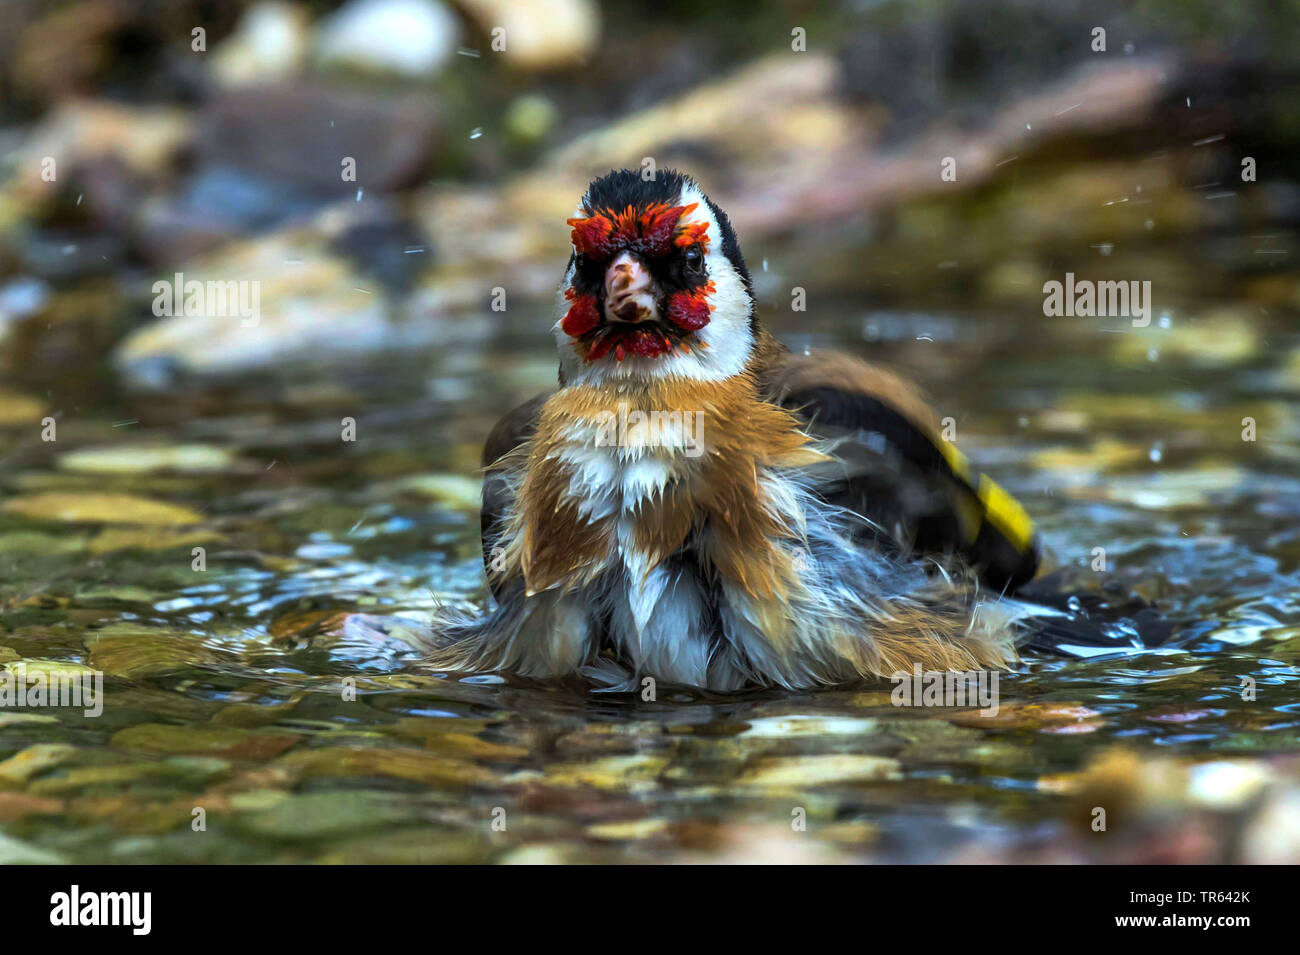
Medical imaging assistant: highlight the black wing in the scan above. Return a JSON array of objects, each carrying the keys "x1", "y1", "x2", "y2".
[{"x1": 761, "y1": 351, "x2": 1039, "y2": 593}]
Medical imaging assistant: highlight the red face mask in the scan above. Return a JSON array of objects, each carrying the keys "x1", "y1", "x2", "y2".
[{"x1": 562, "y1": 203, "x2": 716, "y2": 361}]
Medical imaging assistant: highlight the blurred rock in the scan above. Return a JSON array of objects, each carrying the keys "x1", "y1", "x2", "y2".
[
  {"x1": 128, "y1": 84, "x2": 441, "y2": 262},
  {"x1": 2, "y1": 0, "x2": 250, "y2": 111},
  {"x1": 1, "y1": 99, "x2": 192, "y2": 214},
  {"x1": 1113, "y1": 307, "x2": 1262, "y2": 367},
  {"x1": 198, "y1": 84, "x2": 439, "y2": 195},
  {"x1": 1, "y1": 280, "x2": 128, "y2": 394},
  {"x1": 212, "y1": 1, "x2": 312, "y2": 86},
  {"x1": 0, "y1": 833, "x2": 65, "y2": 865},
  {"x1": 0, "y1": 744, "x2": 77, "y2": 788},
  {"x1": 386, "y1": 473, "x2": 482, "y2": 509},
  {"x1": 0, "y1": 276, "x2": 49, "y2": 339},
  {"x1": 10, "y1": 0, "x2": 133, "y2": 103},
  {"x1": 412, "y1": 51, "x2": 855, "y2": 306},
  {"x1": 57, "y1": 444, "x2": 236, "y2": 475},
  {"x1": 0, "y1": 389, "x2": 46, "y2": 428},
  {"x1": 325, "y1": 199, "x2": 432, "y2": 295},
  {"x1": 1241, "y1": 785, "x2": 1300, "y2": 863},
  {"x1": 134, "y1": 166, "x2": 324, "y2": 264},
  {"x1": 6, "y1": 75, "x2": 439, "y2": 271},
  {"x1": 736, "y1": 754, "x2": 902, "y2": 790},
  {"x1": 314, "y1": 0, "x2": 458, "y2": 78},
  {"x1": 0, "y1": 99, "x2": 194, "y2": 278},
  {"x1": 1186, "y1": 760, "x2": 1272, "y2": 810},
  {"x1": 458, "y1": 0, "x2": 598, "y2": 70},
  {"x1": 1, "y1": 492, "x2": 206, "y2": 526},
  {"x1": 1045, "y1": 748, "x2": 1300, "y2": 863},
  {"x1": 114, "y1": 208, "x2": 472, "y2": 381}
]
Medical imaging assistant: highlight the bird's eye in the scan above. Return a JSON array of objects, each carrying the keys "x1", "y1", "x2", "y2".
[{"x1": 683, "y1": 245, "x2": 703, "y2": 269}]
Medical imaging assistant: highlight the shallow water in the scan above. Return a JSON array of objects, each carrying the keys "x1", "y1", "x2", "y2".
[{"x1": 1, "y1": 282, "x2": 1298, "y2": 863}]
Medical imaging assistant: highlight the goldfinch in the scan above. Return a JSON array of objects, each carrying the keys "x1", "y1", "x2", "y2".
[{"x1": 428, "y1": 169, "x2": 1049, "y2": 691}]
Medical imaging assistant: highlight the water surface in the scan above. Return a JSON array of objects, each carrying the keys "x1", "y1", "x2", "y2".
[{"x1": 1, "y1": 278, "x2": 1298, "y2": 864}]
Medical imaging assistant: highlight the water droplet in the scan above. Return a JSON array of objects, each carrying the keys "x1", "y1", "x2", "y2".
[{"x1": 1101, "y1": 620, "x2": 1142, "y2": 646}]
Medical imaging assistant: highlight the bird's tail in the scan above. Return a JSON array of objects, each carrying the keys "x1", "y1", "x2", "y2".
[{"x1": 1000, "y1": 570, "x2": 1183, "y2": 659}]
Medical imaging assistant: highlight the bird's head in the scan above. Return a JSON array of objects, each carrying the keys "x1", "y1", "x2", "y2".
[{"x1": 554, "y1": 169, "x2": 755, "y2": 385}]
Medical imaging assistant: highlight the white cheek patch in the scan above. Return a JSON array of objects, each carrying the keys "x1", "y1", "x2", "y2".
[
  {"x1": 673, "y1": 182, "x2": 753, "y2": 376},
  {"x1": 553, "y1": 257, "x2": 578, "y2": 330},
  {"x1": 555, "y1": 182, "x2": 754, "y2": 386}
]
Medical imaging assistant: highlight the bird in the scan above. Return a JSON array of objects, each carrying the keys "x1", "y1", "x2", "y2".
[{"x1": 425, "y1": 168, "x2": 1066, "y2": 692}]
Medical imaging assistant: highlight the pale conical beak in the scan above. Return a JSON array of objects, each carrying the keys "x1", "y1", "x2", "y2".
[{"x1": 603, "y1": 250, "x2": 659, "y2": 323}]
